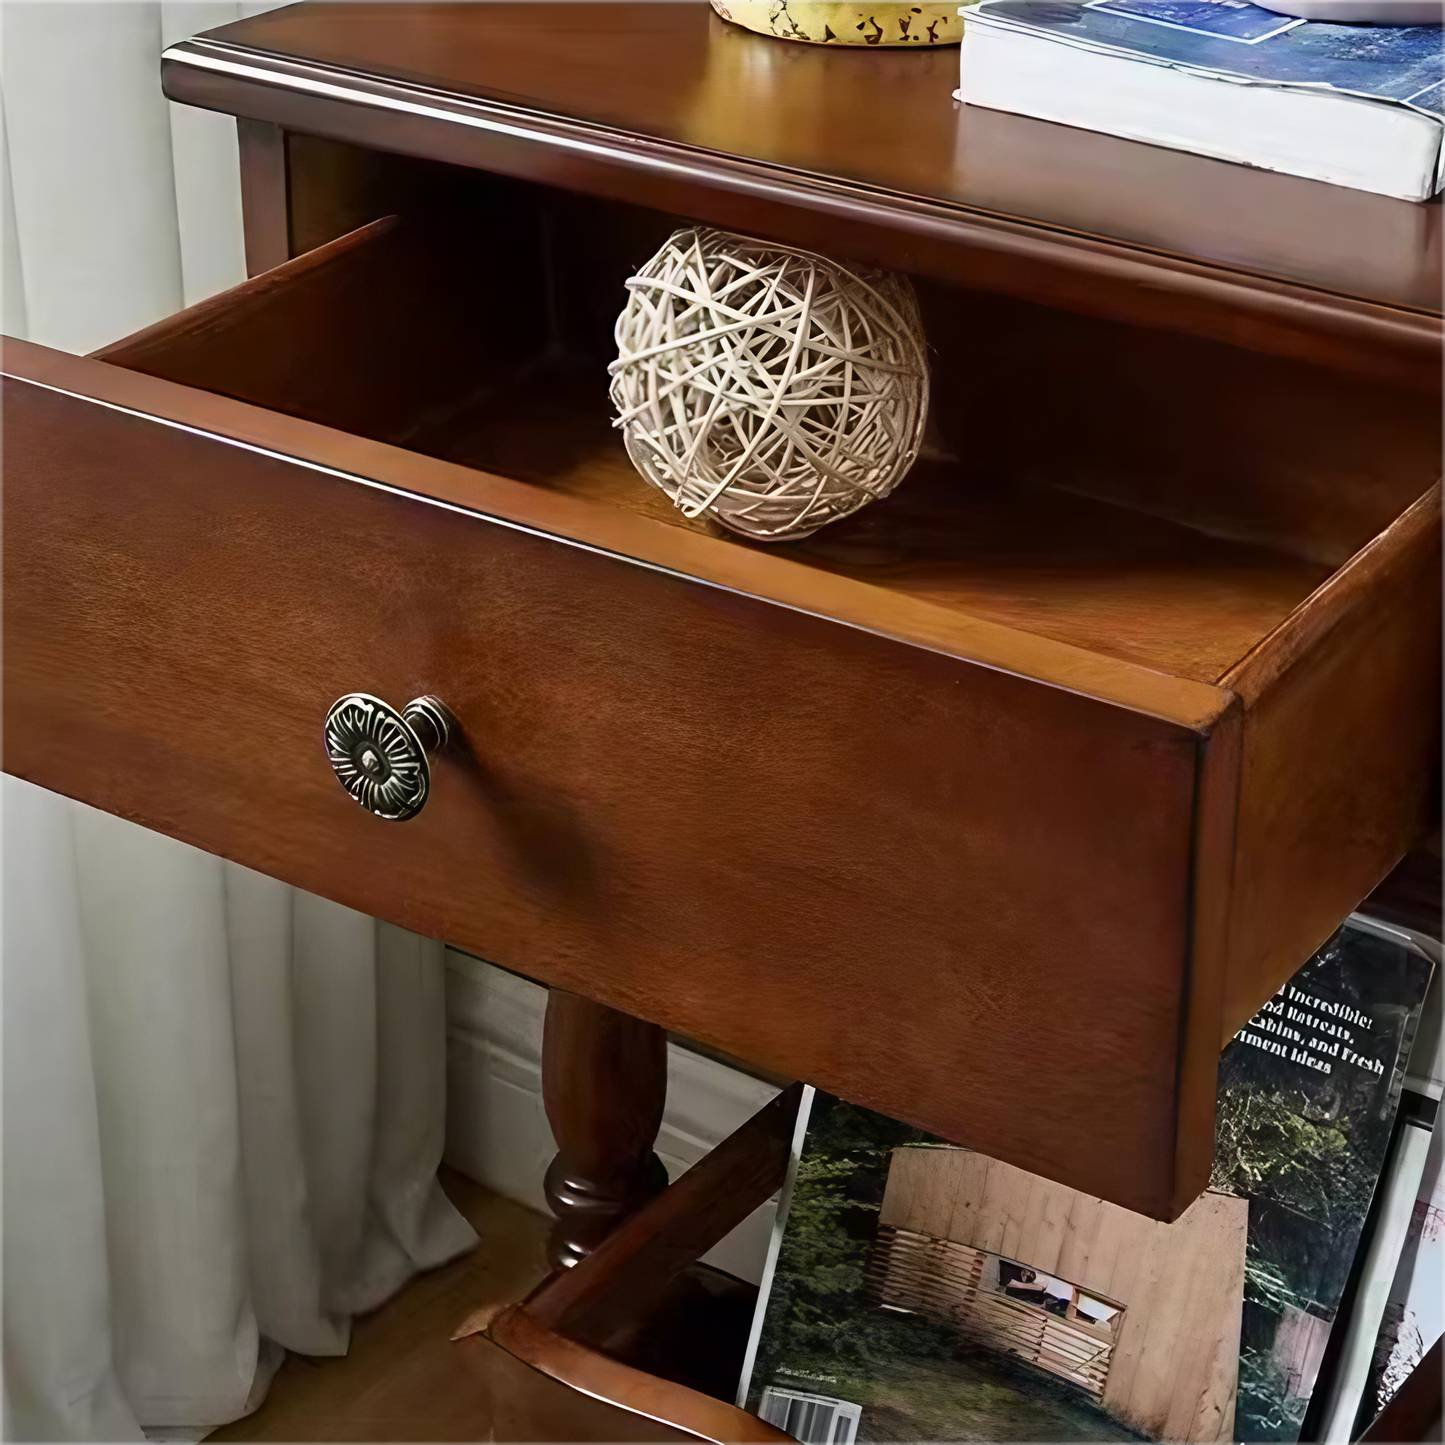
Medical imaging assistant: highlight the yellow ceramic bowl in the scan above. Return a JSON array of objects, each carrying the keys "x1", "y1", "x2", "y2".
[{"x1": 711, "y1": 0, "x2": 962, "y2": 45}]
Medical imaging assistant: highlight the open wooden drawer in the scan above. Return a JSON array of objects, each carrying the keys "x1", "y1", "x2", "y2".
[{"x1": 4, "y1": 173, "x2": 1439, "y2": 1221}]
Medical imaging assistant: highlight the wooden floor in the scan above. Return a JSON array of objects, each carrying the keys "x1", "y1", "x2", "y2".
[{"x1": 208, "y1": 1168, "x2": 553, "y2": 1441}]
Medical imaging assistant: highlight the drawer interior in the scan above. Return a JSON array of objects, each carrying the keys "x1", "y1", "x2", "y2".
[{"x1": 96, "y1": 166, "x2": 1441, "y2": 685}]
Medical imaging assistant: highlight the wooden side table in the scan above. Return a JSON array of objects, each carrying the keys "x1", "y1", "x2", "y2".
[{"x1": 4, "y1": 5, "x2": 1440, "y2": 1436}]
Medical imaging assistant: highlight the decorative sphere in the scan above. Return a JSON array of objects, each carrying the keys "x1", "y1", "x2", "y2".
[{"x1": 609, "y1": 227, "x2": 929, "y2": 543}]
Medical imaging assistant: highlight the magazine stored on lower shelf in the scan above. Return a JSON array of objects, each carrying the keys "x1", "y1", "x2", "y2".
[
  {"x1": 1360, "y1": 960, "x2": 1444, "y2": 1434},
  {"x1": 1366, "y1": 1118, "x2": 1443, "y2": 1417},
  {"x1": 956, "y1": 0, "x2": 1445, "y2": 201},
  {"x1": 737, "y1": 918, "x2": 1434, "y2": 1443}
]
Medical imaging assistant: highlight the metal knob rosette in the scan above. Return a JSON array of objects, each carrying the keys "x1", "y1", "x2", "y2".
[{"x1": 323, "y1": 693, "x2": 454, "y2": 821}]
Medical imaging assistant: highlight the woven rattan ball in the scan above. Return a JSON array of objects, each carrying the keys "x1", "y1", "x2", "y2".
[{"x1": 608, "y1": 227, "x2": 929, "y2": 543}]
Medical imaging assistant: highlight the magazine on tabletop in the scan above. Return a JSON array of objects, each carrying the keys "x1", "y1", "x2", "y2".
[
  {"x1": 956, "y1": 1, "x2": 1445, "y2": 200},
  {"x1": 736, "y1": 917, "x2": 1435, "y2": 1443}
]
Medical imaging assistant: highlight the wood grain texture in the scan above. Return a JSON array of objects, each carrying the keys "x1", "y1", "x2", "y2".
[
  {"x1": 542, "y1": 990, "x2": 669, "y2": 1269},
  {"x1": 160, "y1": 6, "x2": 1443, "y2": 389},
  {"x1": 476, "y1": 1306, "x2": 789, "y2": 1443},
  {"x1": 85, "y1": 212, "x2": 1439, "y2": 1117},
  {"x1": 90, "y1": 213, "x2": 450, "y2": 444},
  {"x1": 1360, "y1": 845, "x2": 1442, "y2": 942},
  {"x1": 88, "y1": 211, "x2": 1431, "y2": 691},
  {"x1": 1176, "y1": 688, "x2": 1242, "y2": 1212},
  {"x1": 3, "y1": 337, "x2": 1223, "y2": 1220},
  {"x1": 465, "y1": 1088, "x2": 800, "y2": 1442},
  {"x1": 529, "y1": 1084, "x2": 801, "y2": 1347},
  {"x1": 260, "y1": 139, "x2": 1443, "y2": 587},
  {"x1": 236, "y1": 117, "x2": 290, "y2": 276},
  {"x1": 908, "y1": 278, "x2": 1439, "y2": 576},
  {"x1": 65, "y1": 217, "x2": 1241, "y2": 723},
  {"x1": 1218, "y1": 484, "x2": 1443, "y2": 1040},
  {"x1": 5, "y1": 201, "x2": 1437, "y2": 1220}
]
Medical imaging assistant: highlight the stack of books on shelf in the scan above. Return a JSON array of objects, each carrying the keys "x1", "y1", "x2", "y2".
[
  {"x1": 955, "y1": 0, "x2": 1444, "y2": 201},
  {"x1": 732, "y1": 915, "x2": 1440, "y2": 1443}
]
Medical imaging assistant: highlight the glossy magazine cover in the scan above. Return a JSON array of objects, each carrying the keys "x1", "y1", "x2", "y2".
[
  {"x1": 738, "y1": 920, "x2": 1434, "y2": 1443},
  {"x1": 1365, "y1": 1121, "x2": 1444, "y2": 1423},
  {"x1": 966, "y1": 1, "x2": 1444, "y2": 115}
]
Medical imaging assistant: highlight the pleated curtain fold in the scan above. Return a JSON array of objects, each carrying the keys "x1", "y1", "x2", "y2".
[{"x1": 1, "y1": 7, "x2": 478, "y2": 1439}]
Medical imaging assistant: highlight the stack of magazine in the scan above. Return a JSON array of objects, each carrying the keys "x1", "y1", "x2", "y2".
[{"x1": 735, "y1": 917, "x2": 1437, "y2": 1443}]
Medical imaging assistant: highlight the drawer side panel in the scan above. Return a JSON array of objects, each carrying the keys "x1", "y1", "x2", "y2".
[{"x1": 1220, "y1": 483, "x2": 1442, "y2": 1038}]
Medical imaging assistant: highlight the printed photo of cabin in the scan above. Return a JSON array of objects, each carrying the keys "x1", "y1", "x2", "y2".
[{"x1": 869, "y1": 1145, "x2": 1249, "y2": 1443}]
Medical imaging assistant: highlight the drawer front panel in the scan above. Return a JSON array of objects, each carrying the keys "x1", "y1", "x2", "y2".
[{"x1": 5, "y1": 368, "x2": 1209, "y2": 1219}]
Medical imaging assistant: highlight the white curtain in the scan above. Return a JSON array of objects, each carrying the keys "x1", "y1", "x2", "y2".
[
  {"x1": 3, "y1": 1, "x2": 268, "y2": 344},
  {"x1": 2, "y1": 7, "x2": 477, "y2": 1440}
]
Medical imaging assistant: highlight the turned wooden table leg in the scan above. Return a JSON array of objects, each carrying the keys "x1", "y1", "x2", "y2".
[{"x1": 542, "y1": 989, "x2": 669, "y2": 1269}]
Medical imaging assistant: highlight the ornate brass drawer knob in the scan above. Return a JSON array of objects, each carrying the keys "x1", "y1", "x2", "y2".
[{"x1": 323, "y1": 693, "x2": 454, "y2": 821}]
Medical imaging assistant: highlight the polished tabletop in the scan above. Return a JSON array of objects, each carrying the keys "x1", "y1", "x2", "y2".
[{"x1": 209, "y1": 1, "x2": 1441, "y2": 314}]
